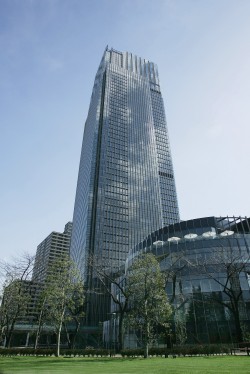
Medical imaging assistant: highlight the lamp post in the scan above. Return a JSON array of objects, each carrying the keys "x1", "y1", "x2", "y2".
[
  {"x1": 109, "y1": 312, "x2": 116, "y2": 357},
  {"x1": 113, "y1": 312, "x2": 117, "y2": 354}
]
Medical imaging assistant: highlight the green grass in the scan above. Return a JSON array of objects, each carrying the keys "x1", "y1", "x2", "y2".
[{"x1": 0, "y1": 356, "x2": 249, "y2": 374}]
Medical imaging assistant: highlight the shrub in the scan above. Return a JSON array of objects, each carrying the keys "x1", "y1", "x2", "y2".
[{"x1": 0, "y1": 344, "x2": 231, "y2": 357}]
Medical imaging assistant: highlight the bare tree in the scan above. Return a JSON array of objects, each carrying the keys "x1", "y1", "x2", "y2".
[
  {"x1": 160, "y1": 250, "x2": 190, "y2": 346},
  {"x1": 63, "y1": 287, "x2": 86, "y2": 349},
  {"x1": 192, "y1": 244, "x2": 250, "y2": 343},
  {"x1": 88, "y1": 256, "x2": 129, "y2": 352},
  {"x1": 0, "y1": 254, "x2": 35, "y2": 347}
]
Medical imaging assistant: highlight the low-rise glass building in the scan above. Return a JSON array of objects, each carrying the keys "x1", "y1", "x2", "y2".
[{"x1": 125, "y1": 216, "x2": 250, "y2": 344}]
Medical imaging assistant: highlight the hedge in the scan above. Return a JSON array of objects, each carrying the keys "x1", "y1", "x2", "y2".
[
  {"x1": 0, "y1": 348, "x2": 110, "y2": 357},
  {"x1": 0, "y1": 344, "x2": 231, "y2": 357},
  {"x1": 120, "y1": 344, "x2": 231, "y2": 357}
]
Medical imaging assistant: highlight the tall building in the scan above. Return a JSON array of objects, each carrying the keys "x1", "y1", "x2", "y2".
[
  {"x1": 70, "y1": 47, "x2": 180, "y2": 324},
  {"x1": 32, "y1": 222, "x2": 72, "y2": 283}
]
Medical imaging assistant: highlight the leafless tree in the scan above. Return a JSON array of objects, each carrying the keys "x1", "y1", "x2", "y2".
[
  {"x1": 191, "y1": 243, "x2": 250, "y2": 343},
  {"x1": 0, "y1": 253, "x2": 35, "y2": 347},
  {"x1": 88, "y1": 255, "x2": 130, "y2": 352},
  {"x1": 157, "y1": 250, "x2": 190, "y2": 345}
]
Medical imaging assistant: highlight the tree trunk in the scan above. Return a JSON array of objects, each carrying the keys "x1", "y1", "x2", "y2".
[
  {"x1": 63, "y1": 322, "x2": 71, "y2": 348},
  {"x1": 56, "y1": 308, "x2": 65, "y2": 357},
  {"x1": 34, "y1": 315, "x2": 43, "y2": 349},
  {"x1": 34, "y1": 297, "x2": 46, "y2": 349},
  {"x1": 56, "y1": 324, "x2": 62, "y2": 357},
  {"x1": 144, "y1": 342, "x2": 149, "y2": 359},
  {"x1": 118, "y1": 313, "x2": 124, "y2": 353},
  {"x1": 71, "y1": 319, "x2": 81, "y2": 349},
  {"x1": 6, "y1": 319, "x2": 16, "y2": 348},
  {"x1": 232, "y1": 306, "x2": 243, "y2": 343},
  {"x1": 5, "y1": 332, "x2": 12, "y2": 348},
  {"x1": 144, "y1": 321, "x2": 150, "y2": 358},
  {"x1": 34, "y1": 327, "x2": 41, "y2": 350}
]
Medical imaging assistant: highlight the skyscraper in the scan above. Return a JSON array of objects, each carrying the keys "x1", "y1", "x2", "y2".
[{"x1": 70, "y1": 47, "x2": 180, "y2": 323}]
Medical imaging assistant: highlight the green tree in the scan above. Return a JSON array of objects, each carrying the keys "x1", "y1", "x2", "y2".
[
  {"x1": 43, "y1": 257, "x2": 84, "y2": 356},
  {"x1": 126, "y1": 253, "x2": 172, "y2": 358}
]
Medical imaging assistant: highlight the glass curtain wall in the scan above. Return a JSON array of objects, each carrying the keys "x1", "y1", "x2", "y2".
[
  {"x1": 125, "y1": 216, "x2": 250, "y2": 344},
  {"x1": 70, "y1": 47, "x2": 180, "y2": 325}
]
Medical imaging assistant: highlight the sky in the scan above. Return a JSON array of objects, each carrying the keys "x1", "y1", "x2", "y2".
[{"x1": 0, "y1": 0, "x2": 250, "y2": 262}]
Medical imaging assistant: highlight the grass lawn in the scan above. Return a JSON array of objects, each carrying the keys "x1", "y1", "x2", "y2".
[{"x1": 0, "y1": 356, "x2": 249, "y2": 374}]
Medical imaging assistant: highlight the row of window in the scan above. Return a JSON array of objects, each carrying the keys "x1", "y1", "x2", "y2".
[
  {"x1": 107, "y1": 138, "x2": 127, "y2": 147},
  {"x1": 104, "y1": 212, "x2": 129, "y2": 220},
  {"x1": 105, "y1": 176, "x2": 128, "y2": 184},
  {"x1": 106, "y1": 155, "x2": 128, "y2": 164},
  {"x1": 102, "y1": 231, "x2": 129, "y2": 238},
  {"x1": 104, "y1": 196, "x2": 129, "y2": 205},
  {"x1": 104, "y1": 203, "x2": 128, "y2": 211},
  {"x1": 105, "y1": 166, "x2": 129, "y2": 175},
  {"x1": 105, "y1": 183, "x2": 128, "y2": 191},
  {"x1": 105, "y1": 191, "x2": 128, "y2": 199},
  {"x1": 108, "y1": 127, "x2": 127, "y2": 135},
  {"x1": 106, "y1": 160, "x2": 128, "y2": 167}
]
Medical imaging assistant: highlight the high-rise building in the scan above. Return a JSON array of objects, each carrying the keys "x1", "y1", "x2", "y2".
[
  {"x1": 70, "y1": 47, "x2": 180, "y2": 324},
  {"x1": 32, "y1": 222, "x2": 72, "y2": 283}
]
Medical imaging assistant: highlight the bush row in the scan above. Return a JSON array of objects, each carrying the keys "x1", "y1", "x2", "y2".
[
  {"x1": 120, "y1": 344, "x2": 232, "y2": 357},
  {"x1": 0, "y1": 345, "x2": 232, "y2": 357},
  {"x1": 0, "y1": 348, "x2": 110, "y2": 357}
]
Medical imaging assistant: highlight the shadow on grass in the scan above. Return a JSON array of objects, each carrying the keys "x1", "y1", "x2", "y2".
[
  {"x1": 2, "y1": 356, "x2": 140, "y2": 365},
  {"x1": 60, "y1": 357, "x2": 140, "y2": 364}
]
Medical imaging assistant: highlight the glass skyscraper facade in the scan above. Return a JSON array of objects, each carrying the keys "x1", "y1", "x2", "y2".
[{"x1": 70, "y1": 47, "x2": 179, "y2": 324}]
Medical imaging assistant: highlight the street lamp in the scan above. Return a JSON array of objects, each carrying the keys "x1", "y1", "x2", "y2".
[
  {"x1": 108, "y1": 312, "x2": 116, "y2": 357},
  {"x1": 113, "y1": 313, "x2": 117, "y2": 354}
]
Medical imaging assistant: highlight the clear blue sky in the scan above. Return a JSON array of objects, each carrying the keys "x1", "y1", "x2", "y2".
[{"x1": 1, "y1": 0, "x2": 249, "y2": 261}]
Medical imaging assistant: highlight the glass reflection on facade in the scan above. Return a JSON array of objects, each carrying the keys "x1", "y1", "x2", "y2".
[
  {"x1": 70, "y1": 47, "x2": 180, "y2": 325},
  {"x1": 126, "y1": 216, "x2": 250, "y2": 344}
]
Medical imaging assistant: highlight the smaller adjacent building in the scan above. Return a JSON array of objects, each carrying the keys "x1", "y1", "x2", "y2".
[
  {"x1": 0, "y1": 222, "x2": 73, "y2": 347},
  {"x1": 124, "y1": 216, "x2": 250, "y2": 345},
  {"x1": 32, "y1": 222, "x2": 72, "y2": 283},
  {"x1": 0, "y1": 279, "x2": 40, "y2": 347}
]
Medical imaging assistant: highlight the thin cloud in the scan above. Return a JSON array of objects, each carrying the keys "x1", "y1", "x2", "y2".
[{"x1": 43, "y1": 55, "x2": 64, "y2": 72}]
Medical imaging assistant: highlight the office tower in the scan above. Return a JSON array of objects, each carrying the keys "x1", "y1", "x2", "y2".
[
  {"x1": 70, "y1": 47, "x2": 180, "y2": 323},
  {"x1": 32, "y1": 222, "x2": 72, "y2": 283}
]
